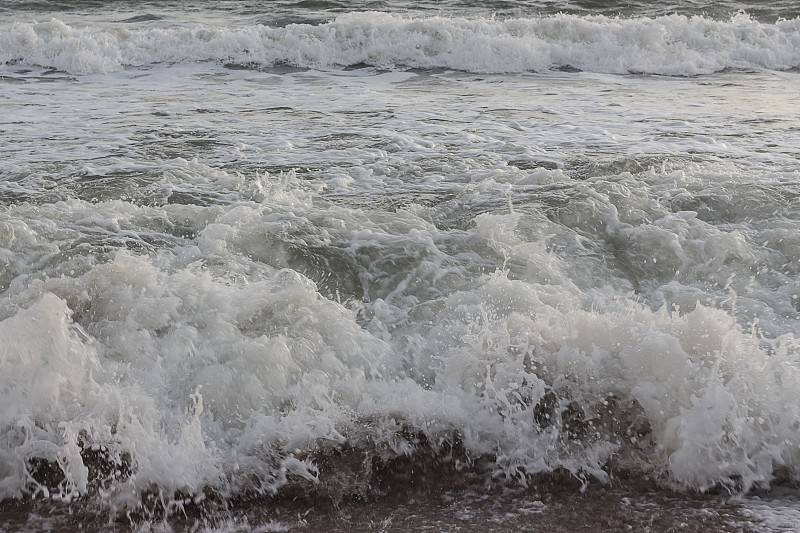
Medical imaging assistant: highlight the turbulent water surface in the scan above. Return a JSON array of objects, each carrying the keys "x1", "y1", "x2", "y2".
[{"x1": 1, "y1": 0, "x2": 800, "y2": 529}]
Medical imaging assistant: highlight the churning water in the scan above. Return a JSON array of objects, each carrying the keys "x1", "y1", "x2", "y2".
[{"x1": 1, "y1": 0, "x2": 800, "y2": 529}]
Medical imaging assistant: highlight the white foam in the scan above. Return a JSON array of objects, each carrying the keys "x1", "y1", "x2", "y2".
[
  {"x1": 1, "y1": 187, "x2": 799, "y2": 511},
  {"x1": 1, "y1": 12, "x2": 799, "y2": 75},
  {"x1": 1, "y1": 13, "x2": 799, "y2": 514},
  {"x1": 740, "y1": 494, "x2": 800, "y2": 533}
]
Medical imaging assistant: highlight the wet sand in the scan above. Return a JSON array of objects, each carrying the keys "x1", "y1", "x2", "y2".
[
  {"x1": 256, "y1": 473, "x2": 756, "y2": 533},
  {"x1": 0, "y1": 471, "x2": 763, "y2": 532}
]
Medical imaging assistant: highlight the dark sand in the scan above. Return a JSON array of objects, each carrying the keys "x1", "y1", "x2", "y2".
[
  {"x1": 249, "y1": 472, "x2": 757, "y2": 533},
  {"x1": 0, "y1": 471, "x2": 764, "y2": 532}
]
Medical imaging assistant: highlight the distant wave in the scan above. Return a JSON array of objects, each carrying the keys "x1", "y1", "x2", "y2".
[{"x1": 1, "y1": 12, "x2": 799, "y2": 75}]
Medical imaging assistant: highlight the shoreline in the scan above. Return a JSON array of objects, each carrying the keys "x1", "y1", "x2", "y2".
[{"x1": 0, "y1": 471, "x2": 768, "y2": 532}]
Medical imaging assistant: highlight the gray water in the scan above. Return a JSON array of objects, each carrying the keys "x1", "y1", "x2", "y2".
[{"x1": 1, "y1": 1, "x2": 800, "y2": 530}]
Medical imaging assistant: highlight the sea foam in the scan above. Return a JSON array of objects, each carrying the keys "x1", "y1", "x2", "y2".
[
  {"x1": 1, "y1": 12, "x2": 799, "y2": 75},
  {"x1": 2, "y1": 8, "x2": 800, "y2": 519},
  {"x1": 1, "y1": 182, "x2": 799, "y2": 511}
]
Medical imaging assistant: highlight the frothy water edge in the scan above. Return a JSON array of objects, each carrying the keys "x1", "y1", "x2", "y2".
[{"x1": 1, "y1": 163, "x2": 799, "y2": 522}]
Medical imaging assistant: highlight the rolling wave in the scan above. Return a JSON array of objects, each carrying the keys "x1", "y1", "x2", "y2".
[{"x1": 1, "y1": 12, "x2": 799, "y2": 75}]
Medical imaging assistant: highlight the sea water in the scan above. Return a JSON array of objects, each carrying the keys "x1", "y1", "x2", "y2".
[{"x1": 1, "y1": 0, "x2": 799, "y2": 528}]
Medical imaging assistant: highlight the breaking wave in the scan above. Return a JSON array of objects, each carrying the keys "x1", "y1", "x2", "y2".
[
  {"x1": 1, "y1": 164, "x2": 800, "y2": 517},
  {"x1": 1, "y1": 11, "x2": 799, "y2": 75}
]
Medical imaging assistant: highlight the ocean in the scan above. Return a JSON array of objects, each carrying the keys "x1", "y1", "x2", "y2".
[{"x1": 1, "y1": 1, "x2": 800, "y2": 531}]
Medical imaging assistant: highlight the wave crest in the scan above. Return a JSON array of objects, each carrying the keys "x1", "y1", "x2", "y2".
[{"x1": 1, "y1": 12, "x2": 799, "y2": 75}]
